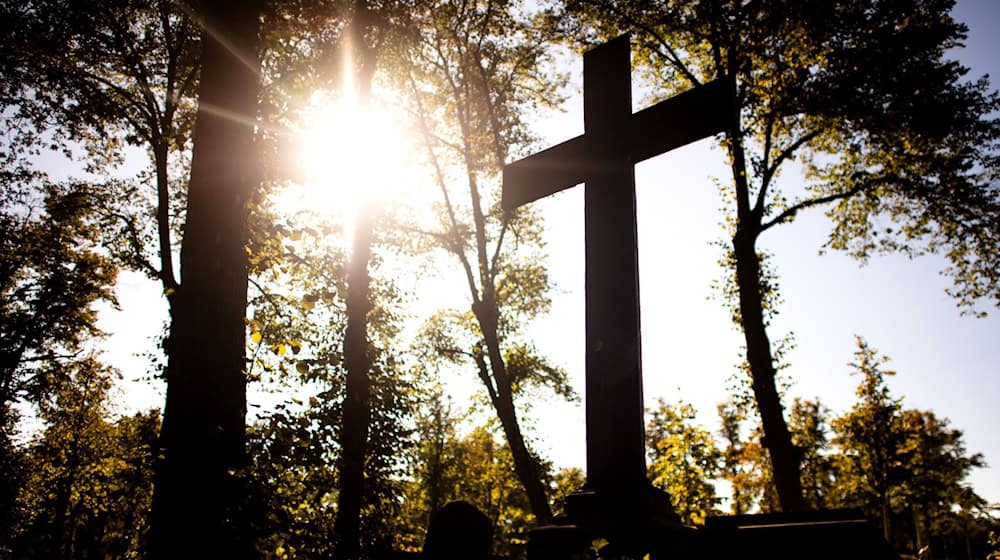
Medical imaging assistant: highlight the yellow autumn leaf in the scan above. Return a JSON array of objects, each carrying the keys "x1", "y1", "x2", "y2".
[{"x1": 301, "y1": 293, "x2": 320, "y2": 311}]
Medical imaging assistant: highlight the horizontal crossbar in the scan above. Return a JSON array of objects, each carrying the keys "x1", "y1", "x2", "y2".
[{"x1": 502, "y1": 77, "x2": 734, "y2": 211}]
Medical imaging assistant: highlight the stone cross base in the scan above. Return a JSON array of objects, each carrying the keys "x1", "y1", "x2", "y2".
[
  {"x1": 527, "y1": 484, "x2": 696, "y2": 559},
  {"x1": 527, "y1": 507, "x2": 900, "y2": 560}
]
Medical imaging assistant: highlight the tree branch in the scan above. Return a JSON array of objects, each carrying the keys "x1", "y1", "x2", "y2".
[
  {"x1": 109, "y1": 211, "x2": 169, "y2": 288},
  {"x1": 583, "y1": 0, "x2": 701, "y2": 86},
  {"x1": 755, "y1": 128, "x2": 825, "y2": 215},
  {"x1": 760, "y1": 183, "x2": 867, "y2": 233},
  {"x1": 489, "y1": 218, "x2": 509, "y2": 284},
  {"x1": 405, "y1": 56, "x2": 482, "y2": 305},
  {"x1": 474, "y1": 344, "x2": 500, "y2": 405}
]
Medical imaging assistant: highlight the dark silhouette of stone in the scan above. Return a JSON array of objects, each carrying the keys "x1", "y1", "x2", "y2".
[
  {"x1": 701, "y1": 509, "x2": 900, "y2": 560},
  {"x1": 422, "y1": 501, "x2": 494, "y2": 560}
]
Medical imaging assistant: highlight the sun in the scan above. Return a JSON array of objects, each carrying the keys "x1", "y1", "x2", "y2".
[{"x1": 283, "y1": 89, "x2": 415, "y2": 234}]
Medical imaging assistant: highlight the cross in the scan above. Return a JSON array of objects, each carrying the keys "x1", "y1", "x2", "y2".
[{"x1": 502, "y1": 35, "x2": 732, "y2": 498}]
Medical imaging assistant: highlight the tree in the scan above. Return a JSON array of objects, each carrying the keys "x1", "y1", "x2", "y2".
[
  {"x1": 2, "y1": 0, "x2": 418, "y2": 554},
  {"x1": 327, "y1": 3, "x2": 413, "y2": 555},
  {"x1": 0, "y1": 1, "x2": 262, "y2": 550},
  {"x1": 553, "y1": 0, "x2": 1000, "y2": 511},
  {"x1": 0, "y1": 180, "x2": 118, "y2": 542},
  {"x1": 243, "y1": 194, "x2": 420, "y2": 558},
  {"x1": 0, "y1": 180, "x2": 118, "y2": 419},
  {"x1": 10, "y1": 357, "x2": 159, "y2": 559},
  {"x1": 646, "y1": 400, "x2": 722, "y2": 525},
  {"x1": 831, "y1": 336, "x2": 989, "y2": 555},
  {"x1": 831, "y1": 336, "x2": 907, "y2": 541},
  {"x1": 148, "y1": 1, "x2": 264, "y2": 556},
  {"x1": 395, "y1": 0, "x2": 571, "y2": 524},
  {"x1": 788, "y1": 398, "x2": 838, "y2": 510},
  {"x1": 716, "y1": 400, "x2": 762, "y2": 515},
  {"x1": 895, "y1": 408, "x2": 986, "y2": 556},
  {"x1": 717, "y1": 398, "x2": 834, "y2": 514},
  {"x1": 398, "y1": 399, "x2": 550, "y2": 560},
  {"x1": 0, "y1": 0, "x2": 201, "y2": 297}
]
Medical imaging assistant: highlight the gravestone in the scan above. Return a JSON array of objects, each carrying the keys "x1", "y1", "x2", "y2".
[
  {"x1": 503, "y1": 35, "x2": 898, "y2": 560},
  {"x1": 422, "y1": 501, "x2": 494, "y2": 560},
  {"x1": 703, "y1": 509, "x2": 899, "y2": 560}
]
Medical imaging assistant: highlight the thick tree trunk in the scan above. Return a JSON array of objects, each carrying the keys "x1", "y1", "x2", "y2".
[
  {"x1": 333, "y1": 7, "x2": 380, "y2": 555},
  {"x1": 149, "y1": 1, "x2": 261, "y2": 557},
  {"x1": 732, "y1": 226, "x2": 805, "y2": 512},
  {"x1": 334, "y1": 211, "x2": 375, "y2": 560}
]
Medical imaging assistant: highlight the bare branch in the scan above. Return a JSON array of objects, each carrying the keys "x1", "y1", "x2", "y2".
[
  {"x1": 760, "y1": 183, "x2": 867, "y2": 233},
  {"x1": 581, "y1": 0, "x2": 701, "y2": 86},
  {"x1": 108, "y1": 211, "x2": 168, "y2": 288}
]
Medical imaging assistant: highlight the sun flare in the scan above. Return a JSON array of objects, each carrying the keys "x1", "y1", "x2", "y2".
[{"x1": 282, "y1": 89, "x2": 415, "y2": 234}]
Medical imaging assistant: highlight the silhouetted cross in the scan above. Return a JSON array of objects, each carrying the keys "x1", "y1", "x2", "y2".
[{"x1": 502, "y1": 35, "x2": 732, "y2": 496}]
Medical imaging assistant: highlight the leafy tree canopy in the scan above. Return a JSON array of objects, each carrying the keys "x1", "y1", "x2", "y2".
[
  {"x1": 10, "y1": 357, "x2": 158, "y2": 559},
  {"x1": 551, "y1": 0, "x2": 999, "y2": 313},
  {"x1": 0, "y1": 181, "x2": 117, "y2": 412},
  {"x1": 646, "y1": 399, "x2": 723, "y2": 525}
]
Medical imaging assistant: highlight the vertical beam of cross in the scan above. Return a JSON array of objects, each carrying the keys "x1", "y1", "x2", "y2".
[{"x1": 581, "y1": 35, "x2": 647, "y2": 493}]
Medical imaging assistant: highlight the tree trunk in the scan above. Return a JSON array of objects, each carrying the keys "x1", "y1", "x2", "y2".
[
  {"x1": 149, "y1": 1, "x2": 262, "y2": 557},
  {"x1": 427, "y1": 400, "x2": 447, "y2": 517},
  {"x1": 725, "y1": 93, "x2": 805, "y2": 511},
  {"x1": 476, "y1": 300, "x2": 554, "y2": 524},
  {"x1": 881, "y1": 491, "x2": 892, "y2": 543},
  {"x1": 334, "y1": 210, "x2": 375, "y2": 560},
  {"x1": 153, "y1": 139, "x2": 177, "y2": 292},
  {"x1": 732, "y1": 227, "x2": 805, "y2": 512},
  {"x1": 494, "y1": 383, "x2": 553, "y2": 524},
  {"x1": 333, "y1": 7, "x2": 380, "y2": 555},
  {"x1": 913, "y1": 506, "x2": 928, "y2": 559}
]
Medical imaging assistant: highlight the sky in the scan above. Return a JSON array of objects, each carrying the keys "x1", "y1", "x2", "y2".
[{"x1": 88, "y1": 0, "x2": 1000, "y2": 508}]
